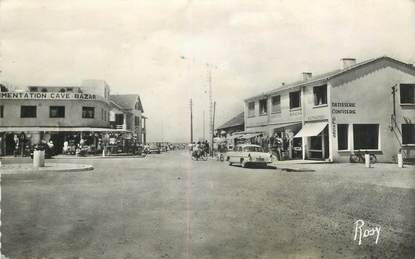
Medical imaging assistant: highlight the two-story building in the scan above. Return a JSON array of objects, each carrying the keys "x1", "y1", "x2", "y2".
[
  {"x1": 244, "y1": 56, "x2": 415, "y2": 162},
  {"x1": 0, "y1": 79, "x2": 147, "y2": 155}
]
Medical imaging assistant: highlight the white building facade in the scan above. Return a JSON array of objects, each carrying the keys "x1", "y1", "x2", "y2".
[{"x1": 244, "y1": 57, "x2": 415, "y2": 162}]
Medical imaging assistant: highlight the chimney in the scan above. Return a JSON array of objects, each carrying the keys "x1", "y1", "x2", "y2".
[
  {"x1": 341, "y1": 58, "x2": 356, "y2": 69},
  {"x1": 302, "y1": 72, "x2": 312, "y2": 81}
]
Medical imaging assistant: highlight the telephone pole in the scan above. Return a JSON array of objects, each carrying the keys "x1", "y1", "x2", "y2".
[
  {"x1": 190, "y1": 99, "x2": 193, "y2": 143},
  {"x1": 211, "y1": 101, "x2": 216, "y2": 157}
]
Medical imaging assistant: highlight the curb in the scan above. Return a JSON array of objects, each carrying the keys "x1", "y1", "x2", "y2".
[
  {"x1": 52, "y1": 155, "x2": 147, "y2": 160},
  {"x1": 0, "y1": 163, "x2": 94, "y2": 174}
]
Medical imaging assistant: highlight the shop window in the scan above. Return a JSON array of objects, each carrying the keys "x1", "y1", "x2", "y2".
[
  {"x1": 0, "y1": 105, "x2": 3, "y2": 118},
  {"x1": 259, "y1": 99, "x2": 268, "y2": 115},
  {"x1": 49, "y1": 106, "x2": 65, "y2": 118},
  {"x1": 402, "y1": 124, "x2": 415, "y2": 144},
  {"x1": 271, "y1": 95, "x2": 281, "y2": 113},
  {"x1": 400, "y1": 84, "x2": 415, "y2": 104},
  {"x1": 82, "y1": 107, "x2": 95, "y2": 119},
  {"x1": 21, "y1": 106, "x2": 37, "y2": 118},
  {"x1": 337, "y1": 124, "x2": 348, "y2": 150},
  {"x1": 248, "y1": 102, "x2": 255, "y2": 117},
  {"x1": 313, "y1": 85, "x2": 327, "y2": 106},
  {"x1": 289, "y1": 91, "x2": 301, "y2": 109},
  {"x1": 353, "y1": 124, "x2": 379, "y2": 150}
]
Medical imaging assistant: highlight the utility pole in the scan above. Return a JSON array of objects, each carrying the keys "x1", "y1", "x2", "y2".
[
  {"x1": 190, "y1": 99, "x2": 193, "y2": 143},
  {"x1": 207, "y1": 64, "x2": 213, "y2": 156},
  {"x1": 211, "y1": 101, "x2": 216, "y2": 157},
  {"x1": 203, "y1": 110, "x2": 206, "y2": 140}
]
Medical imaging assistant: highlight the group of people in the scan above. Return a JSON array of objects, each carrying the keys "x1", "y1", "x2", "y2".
[{"x1": 191, "y1": 140, "x2": 210, "y2": 159}]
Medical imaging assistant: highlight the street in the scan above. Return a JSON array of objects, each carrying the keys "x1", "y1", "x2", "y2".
[{"x1": 2, "y1": 151, "x2": 415, "y2": 258}]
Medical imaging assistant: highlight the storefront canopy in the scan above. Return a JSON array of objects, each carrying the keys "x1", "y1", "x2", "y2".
[
  {"x1": 272, "y1": 122, "x2": 302, "y2": 131},
  {"x1": 294, "y1": 122, "x2": 328, "y2": 138},
  {"x1": 0, "y1": 127, "x2": 130, "y2": 133},
  {"x1": 240, "y1": 133, "x2": 263, "y2": 139}
]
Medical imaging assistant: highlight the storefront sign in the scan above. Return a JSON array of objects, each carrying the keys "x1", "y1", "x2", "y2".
[
  {"x1": 0, "y1": 92, "x2": 97, "y2": 100},
  {"x1": 332, "y1": 116, "x2": 337, "y2": 138},
  {"x1": 332, "y1": 102, "x2": 356, "y2": 114}
]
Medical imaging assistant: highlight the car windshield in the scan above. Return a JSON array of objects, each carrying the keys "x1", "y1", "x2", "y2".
[{"x1": 243, "y1": 146, "x2": 263, "y2": 152}]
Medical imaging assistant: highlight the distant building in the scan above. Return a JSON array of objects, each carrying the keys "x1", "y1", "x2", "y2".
[
  {"x1": 244, "y1": 56, "x2": 415, "y2": 162},
  {"x1": 216, "y1": 112, "x2": 245, "y2": 136},
  {"x1": 0, "y1": 79, "x2": 147, "y2": 155}
]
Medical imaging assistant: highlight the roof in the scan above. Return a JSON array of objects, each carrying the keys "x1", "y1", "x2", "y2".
[
  {"x1": 110, "y1": 94, "x2": 144, "y2": 112},
  {"x1": 216, "y1": 112, "x2": 244, "y2": 130},
  {"x1": 245, "y1": 56, "x2": 415, "y2": 101},
  {"x1": 236, "y1": 144, "x2": 262, "y2": 147}
]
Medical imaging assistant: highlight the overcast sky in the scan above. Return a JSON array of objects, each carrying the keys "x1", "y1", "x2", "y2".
[{"x1": 1, "y1": 0, "x2": 414, "y2": 142}]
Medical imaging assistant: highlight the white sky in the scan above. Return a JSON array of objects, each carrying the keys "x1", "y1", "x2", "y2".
[{"x1": 1, "y1": 0, "x2": 414, "y2": 142}]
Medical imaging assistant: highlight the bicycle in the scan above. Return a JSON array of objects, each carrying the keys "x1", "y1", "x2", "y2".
[
  {"x1": 349, "y1": 150, "x2": 377, "y2": 164},
  {"x1": 191, "y1": 150, "x2": 208, "y2": 161}
]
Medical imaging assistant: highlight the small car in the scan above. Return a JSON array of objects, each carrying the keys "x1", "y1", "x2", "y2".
[
  {"x1": 148, "y1": 144, "x2": 161, "y2": 154},
  {"x1": 225, "y1": 144, "x2": 273, "y2": 168}
]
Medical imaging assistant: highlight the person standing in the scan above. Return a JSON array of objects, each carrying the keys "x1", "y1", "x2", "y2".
[{"x1": 13, "y1": 135, "x2": 19, "y2": 157}]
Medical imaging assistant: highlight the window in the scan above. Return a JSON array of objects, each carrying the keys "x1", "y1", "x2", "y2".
[
  {"x1": 82, "y1": 107, "x2": 95, "y2": 118},
  {"x1": 313, "y1": 85, "x2": 327, "y2": 106},
  {"x1": 135, "y1": 116, "x2": 140, "y2": 126},
  {"x1": 21, "y1": 106, "x2": 37, "y2": 118},
  {"x1": 289, "y1": 91, "x2": 301, "y2": 109},
  {"x1": 353, "y1": 124, "x2": 379, "y2": 150},
  {"x1": 337, "y1": 124, "x2": 348, "y2": 150},
  {"x1": 402, "y1": 124, "x2": 415, "y2": 144},
  {"x1": 259, "y1": 99, "x2": 268, "y2": 115},
  {"x1": 271, "y1": 95, "x2": 281, "y2": 113},
  {"x1": 243, "y1": 146, "x2": 264, "y2": 152},
  {"x1": 248, "y1": 102, "x2": 255, "y2": 117},
  {"x1": 49, "y1": 106, "x2": 65, "y2": 118},
  {"x1": 29, "y1": 87, "x2": 38, "y2": 92},
  {"x1": 400, "y1": 84, "x2": 415, "y2": 104},
  {"x1": 0, "y1": 105, "x2": 3, "y2": 118}
]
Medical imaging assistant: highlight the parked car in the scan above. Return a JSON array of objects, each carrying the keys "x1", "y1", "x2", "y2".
[
  {"x1": 148, "y1": 144, "x2": 161, "y2": 154},
  {"x1": 225, "y1": 144, "x2": 273, "y2": 168}
]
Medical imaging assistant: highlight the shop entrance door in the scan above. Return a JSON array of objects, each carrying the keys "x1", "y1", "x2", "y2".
[
  {"x1": 50, "y1": 132, "x2": 66, "y2": 155},
  {"x1": 308, "y1": 127, "x2": 329, "y2": 160},
  {"x1": 5, "y1": 133, "x2": 16, "y2": 155}
]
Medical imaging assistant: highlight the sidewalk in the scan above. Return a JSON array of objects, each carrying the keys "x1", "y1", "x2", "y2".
[{"x1": 0, "y1": 163, "x2": 93, "y2": 174}]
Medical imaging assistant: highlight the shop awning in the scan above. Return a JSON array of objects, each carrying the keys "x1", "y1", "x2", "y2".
[
  {"x1": 272, "y1": 122, "x2": 302, "y2": 130},
  {"x1": 294, "y1": 122, "x2": 328, "y2": 138},
  {"x1": 240, "y1": 133, "x2": 263, "y2": 139},
  {"x1": 0, "y1": 127, "x2": 130, "y2": 133}
]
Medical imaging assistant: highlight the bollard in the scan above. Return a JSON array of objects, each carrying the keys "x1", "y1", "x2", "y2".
[
  {"x1": 33, "y1": 150, "x2": 45, "y2": 168},
  {"x1": 397, "y1": 153, "x2": 403, "y2": 168},
  {"x1": 364, "y1": 154, "x2": 371, "y2": 168}
]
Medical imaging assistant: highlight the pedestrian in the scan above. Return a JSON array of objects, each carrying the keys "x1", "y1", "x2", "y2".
[{"x1": 13, "y1": 134, "x2": 19, "y2": 157}]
